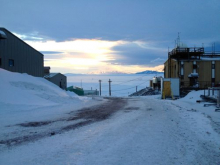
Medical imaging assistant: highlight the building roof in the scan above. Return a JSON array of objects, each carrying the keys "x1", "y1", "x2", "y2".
[
  {"x1": 44, "y1": 73, "x2": 59, "y2": 78},
  {"x1": 0, "y1": 27, "x2": 44, "y2": 57},
  {"x1": 168, "y1": 46, "x2": 220, "y2": 61},
  {"x1": 44, "y1": 73, "x2": 67, "y2": 79}
]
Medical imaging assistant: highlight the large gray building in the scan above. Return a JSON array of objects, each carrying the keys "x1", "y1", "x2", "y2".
[{"x1": 0, "y1": 28, "x2": 44, "y2": 77}]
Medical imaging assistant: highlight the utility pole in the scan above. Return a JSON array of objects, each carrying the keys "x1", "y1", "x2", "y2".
[
  {"x1": 108, "y1": 79, "x2": 112, "y2": 96},
  {"x1": 99, "y1": 80, "x2": 102, "y2": 96}
]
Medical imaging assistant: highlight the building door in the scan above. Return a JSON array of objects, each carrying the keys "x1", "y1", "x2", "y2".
[
  {"x1": 59, "y1": 81, "x2": 62, "y2": 88},
  {"x1": 163, "y1": 81, "x2": 171, "y2": 98}
]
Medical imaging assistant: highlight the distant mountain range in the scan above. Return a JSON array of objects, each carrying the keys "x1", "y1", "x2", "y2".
[
  {"x1": 136, "y1": 70, "x2": 164, "y2": 74},
  {"x1": 65, "y1": 70, "x2": 163, "y2": 76},
  {"x1": 65, "y1": 71, "x2": 130, "y2": 76},
  {"x1": 65, "y1": 73, "x2": 86, "y2": 76}
]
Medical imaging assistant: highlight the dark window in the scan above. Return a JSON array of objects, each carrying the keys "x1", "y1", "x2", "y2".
[
  {"x1": 212, "y1": 78, "x2": 215, "y2": 82},
  {"x1": 212, "y1": 64, "x2": 215, "y2": 69},
  {"x1": 193, "y1": 64, "x2": 197, "y2": 69},
  {"x1": 0, "y1": 57, "x2": 1, "y2": 66},
  {"x1": 181, "y1": 82, "x2": 184, "y2": 86},
  {"x1": 9, "y1": 59, "x2": 14, "y2": 67},
  {"x1": 181, "y1": 75, "x2": 184, "y2": 79}
]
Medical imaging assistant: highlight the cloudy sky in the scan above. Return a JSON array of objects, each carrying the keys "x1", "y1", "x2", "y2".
[{"x1": 1, "y1": 0, "x2": 220, "y2": 74}]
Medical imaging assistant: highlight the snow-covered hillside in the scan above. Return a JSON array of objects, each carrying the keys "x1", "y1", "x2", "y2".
[
  {"x1": 0, "y1": 68, "x2": 101, "y2": 127},
  {"x1": 0, "y1": 68, "x2": 81, "y2": 106}
]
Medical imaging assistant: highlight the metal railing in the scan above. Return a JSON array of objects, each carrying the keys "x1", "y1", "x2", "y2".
[
  {"x1": 203, "y1": 87, "x2": 220, "y2": 111},
  {"x1": 180, "y1": 81, "x2": 215, "y2": 89},
  {"x1": 169, "y1": 47, "x2": 204, "y2": 56}
]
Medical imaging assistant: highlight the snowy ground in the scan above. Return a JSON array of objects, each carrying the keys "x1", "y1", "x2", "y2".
[{"x1": 0, "y1": 69, "x2": 220, "y2": 165}]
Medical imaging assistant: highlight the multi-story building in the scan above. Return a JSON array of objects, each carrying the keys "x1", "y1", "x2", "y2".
[{"x1": 164, "y1": 46, "x2": 220, "y2": 88}]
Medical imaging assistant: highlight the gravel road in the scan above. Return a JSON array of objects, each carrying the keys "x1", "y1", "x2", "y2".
[{"x1": 0, "y1": 97, "x2": 220, "y2": 165}]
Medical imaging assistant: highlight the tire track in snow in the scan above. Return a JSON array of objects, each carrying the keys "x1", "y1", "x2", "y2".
[{"x1": 0, "y1": 98, "x2": 127, "y2": 147}]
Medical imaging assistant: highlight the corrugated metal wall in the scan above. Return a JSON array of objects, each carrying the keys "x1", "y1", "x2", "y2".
[
  {"x1": 215, "y1": 61, "x2": 220, "y2": 83},
  {"x1": 0, "y1": 28, "x2": 44, "y2": 77},
  {"x1": 49, "y1": 73, "x2": 67, "y2": 90}
]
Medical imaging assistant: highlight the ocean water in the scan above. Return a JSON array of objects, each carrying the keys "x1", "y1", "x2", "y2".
[{"x1": 67, "y1": 74, "x2": 163, "y2": 97}]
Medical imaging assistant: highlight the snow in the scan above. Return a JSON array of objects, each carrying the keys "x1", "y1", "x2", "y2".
[
  {"x1": 0, "y1": 68, "x2": 102, "y2": 142},
  {"x1": 67, "y1": 74, "x2": 163, "y2": 97},
  {"x1": 0, "y1": 69, "x2": 220, "y2": 165}
]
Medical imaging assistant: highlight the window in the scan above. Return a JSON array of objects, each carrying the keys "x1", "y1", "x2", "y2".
[
  {"x1": 193, "y1": 64, "x2": 197, "y2": 69},
  {"x1": 0, "y1": 57, "x2": 1, "y2": 66},
  {"x1": 9, "y1": 59, "x2": 14, "y2": 67},
  {"x1": 212, "y1": 64, "x2": 215, "y2": 69}
]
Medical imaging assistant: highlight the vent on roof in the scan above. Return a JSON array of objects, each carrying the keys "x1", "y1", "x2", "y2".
[{"x1": 0, "y1": 30, "x2": 7, "y2": 39}]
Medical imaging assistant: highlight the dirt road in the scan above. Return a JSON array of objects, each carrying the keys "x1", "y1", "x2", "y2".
[
  {"x1": 0, "y1": 97, "x2": 220, "y2": 165},
  {"x1": 0, "y1": 97, "x2": 127, "y2": 147}
]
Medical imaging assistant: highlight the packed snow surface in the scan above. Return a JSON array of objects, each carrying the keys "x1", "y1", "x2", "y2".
[{"x1": 0, "y1": 69, "x2": 220, "y2": 165}]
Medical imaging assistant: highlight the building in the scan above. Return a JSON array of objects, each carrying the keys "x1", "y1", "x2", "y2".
[
  {"x1": 44, "y1": 73, "x2": 67, "y2": 90},
  {"x1": 44, "y1": 67, "x2": 67, "y2": 90},
  {"x1": 164, "y1": 46, "x2": 220, "y2": 88},
  {"x1": 67, "y1": 86, "x2": 84, "y2": 96},
  {"x1": 0, "y1": 28, "x2": 44, "y2": 77},
  {"x1": 44, "y1": 66, "x2": 50, "y2": 75},
  {"x1": 67, "y1": 86, "x2": 99, "y2": 96}
]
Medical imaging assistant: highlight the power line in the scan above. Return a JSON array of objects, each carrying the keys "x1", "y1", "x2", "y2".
[
  {"x1": 111, "y1": 74, "x2": 149, "y2": 86},
  {"x1": 112, "y1": 79, "x2": 150, "y2": 92}
]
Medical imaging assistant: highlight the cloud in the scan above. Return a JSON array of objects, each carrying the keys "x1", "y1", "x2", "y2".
[
  {"x1": 12, "y1": 32, "x2": 48, "y2": 41},
  {"x1": 40, "y1": 51, "x2": 64, "y2": 55},
  {"x1": 109, "y1": 41, "x2": 167, "y2": 66},
  {"x1": 150, "y1": 58, "x2": 166, "y2": 64},
  {"x1": 1, "y1": 0, "x2": 220, "y2": 73},
  {"x1": 1, "y1": 0, "x2": 220, "y2": 45}
]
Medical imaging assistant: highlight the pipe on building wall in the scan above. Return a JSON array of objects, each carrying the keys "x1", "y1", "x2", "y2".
[
  {"x1": 181, "y1": 61, "x2": 184, "y2": 79},
  {"x1": 193, "y1": 61, "x2": 196, "y2": 73},
  {"x1": 212, "y1": 61, "x2": 215, "y2": 78},
  {"x1": 212, "y1": 61, "x2": 215, "y2": 87}
]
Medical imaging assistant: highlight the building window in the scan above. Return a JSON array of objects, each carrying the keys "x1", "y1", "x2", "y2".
[
  {"x1": 212, "y1": 64, "x2": 215, "y2": 69},
  {"x1": 212, "y1": 78, "x2": 215, "y2": 82},
  {"x1": 9, "y1": 59, "x2": 14, "y2": 67},
  {"x1": 181, "y1": 75, "x2": 184, "y2": 79},
  {"x1": 193, "y1": 64, "x2": 197, "y2": 69}
]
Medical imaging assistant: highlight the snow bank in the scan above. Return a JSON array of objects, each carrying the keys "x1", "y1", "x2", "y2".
[
  {"x1": 174, "y1": 90, "x2": 220, "y2": 125},
  {"x1": 0, "y1": 69, "x2": 81, "y2": 106},
  {"x1": 179, "y1": 90, "x2": 204, "y2": 103},
  {"x1": 0, "y1": 69, "x2": 103, "y2": 128}
]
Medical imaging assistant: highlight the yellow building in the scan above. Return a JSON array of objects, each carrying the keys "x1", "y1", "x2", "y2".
[{"x1": 164, "y1": 46, "x2": 220, "y2": 88}]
